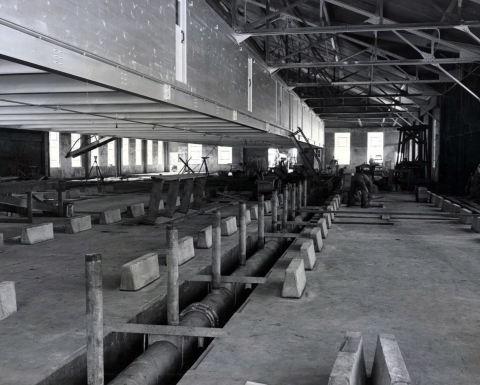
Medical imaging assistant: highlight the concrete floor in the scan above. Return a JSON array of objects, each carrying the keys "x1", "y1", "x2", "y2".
[
  {"x1": 0, "y1": 185, "x2": 259, "y2": 385},
  {"x1": 179, "y1": 192, "x2": 480, "y2": 385}
]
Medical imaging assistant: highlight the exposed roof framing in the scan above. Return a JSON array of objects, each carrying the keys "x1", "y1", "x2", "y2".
[{"x1": 217, "y1": 0, "x2": 480, "y2": 128}]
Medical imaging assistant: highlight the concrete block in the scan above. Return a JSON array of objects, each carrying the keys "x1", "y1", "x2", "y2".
[
  {"x1": 66, "y1": 190, "x2": 80, "y2": 199},
  {"x1": 309, "y1": 227, "x2": 324, "y2": 252},
  {"x1": 245, "y1": 209, "x2": 252, "y2": 225},
  {"x1": 317, "y1": 218, "x2": 328, "y2": 239},
  {"x1": 0, "y1": 282, "x2": 17, "y2": 321},
  {"x1": 127, "y1": 203, "x2": 145, "y2": 218},
  {"x1": 176, "y1": 196, "x2": 181, "y2": 207},
  {"x1": 21, "y1": 223, "x2": 54, "y2": 245},
  {"x1": 281, "y1": 258, "x2": 306, "y2": 298},
  {"x1": 197, "y1": 226, "x2": 212, "y2": 249},
  {"x1": 441, "y1": 199, "x2": 452, "y2": 212},
  {"x1": 0, "y1": 233, "x2": 3, "y2": 253},
  {"x1": 264, "y1": 200, "x2": 272, "y2": 214},
  {"x1": 472, "y1": 216, "x2": 480, "y2": 233},
  {"x1": 371, "y1": 334, "x2": 411, "y2": 385},
  {"x1": 84, "y1": 187, "x2": 98, "y2": 195},
  {"x1": 158, "y1": 199, "x2": 165, "y2": 210},
  {"x1": 430, "y1": 193, "x2": 437, "y2": 205},
  {"x1": 177, "y1": 236, "x2": 195, "y2": 265},
  {"x1": 450, "y1": 203, "x2": 461, "y2": 216},
  {"x1": 436, "y1": 196, "x2": 444, "y2": 208},
  {"x1": 323, "y1": 213, "x2": 332, "y2": 229},
  {"x1": 327, "y1": 205, "x2": 335, "y2": 220},
  {"x1": 221, "y1": 216, "x2": 238, "y2": 236},
  {"x1": 120, "y1": 253, "x2": 160, "y2": 291},
  {"x1": 65, "y1": 215, "x2": 92, "y2": 234},
  {"x1": 278, "y1": 194, "x2": 284, "y2": 205},
  {"x1": 328, "y1": 332, "x2": 367, "y2": 385},
  {"x1": 300, "y1": 239, "x2": 316, "y2": 270},
  {"x1": 251, "y1": 205, "x2": 259, "y2": 220},
  {"x1": 460, "y1": 208, "x2": 473, "y2": 224},
  {"x1": 99, "y1": 209, "x2": 122, "y2": 224},
  {"x1": 103, "y1": 185, "x2": 114, "y2": 193}
]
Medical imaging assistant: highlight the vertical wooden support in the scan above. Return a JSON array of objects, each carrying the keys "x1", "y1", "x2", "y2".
[
  {"x1": 282, "y1": 185, "x2": 289, "y2": 228},
  {"x1": 291, "y1": 184, "x2": 296, "y2": 219},
  {"x1": 85, "y1": 253, "x2": 104, "y2": 385},
  {"x1": 26, "y1": 191, "x2": 33, "y2": 224},
  {"x1": 57, "y1": 180, "x2": 65, "y2": 217},
  {"x1": 239, "y1": 202, "x2": 247, "y2": 266},
  {"x1": 165, "y1": 179, "x2": 181, "y2": 218},
  {"x1": 166, "y1": 225, "x2": 179, "y2": 326},
  {"x1": 179, "y1": 178, "x2": 194, "y2": 214},
  {"x1": 212, "y1": 210, "x2": 222, "y2": 291},
  {"x1": 191, "y1": 177, "x2": 207, "y2": 210},
  {"x1": 303, "y1": 179, "x2": 308, "y2": 206},
  {"x1": 271, "y1": 190, "x2": 278, "y2": 233},
  {"x1": 145, "y1": 179, "x2": 164, "y2": 224},
  {"x1": 258, "y1": 195, "x2": 265, "y2": 248},
  {"x1": 298, "y1": 182, "x2": 303, "y2": 207}
]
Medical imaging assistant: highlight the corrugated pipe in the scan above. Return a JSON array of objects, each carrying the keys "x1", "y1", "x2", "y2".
[{"x1": 109, "y1": 211, "x2": 312, "y2": 385}]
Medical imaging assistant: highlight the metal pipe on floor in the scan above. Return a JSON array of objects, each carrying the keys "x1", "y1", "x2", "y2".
[
  {"x1": 271, "y1": 190, "x2": 278, "y2": 233},
  {"x1": 282, "y1": 185, "x2": 289, "y2": 228},
  {"x1": 258, "y1": 194, "x2": 265, "y2": 248},
  {"x1": 167, "y1": 226, "x2": 179, "y2": 326},
  {"x1": 212, "y1": 210, "x2": 222, "y2": 291},
  {"x1": 85, "y1": 253, "x2": 104, "y2": 385},
  {"x1": 239, "y1": 202, "x2": 247, "y2": 266}
]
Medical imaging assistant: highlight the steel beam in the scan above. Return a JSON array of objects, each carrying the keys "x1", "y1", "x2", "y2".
[{"x1": 294, "y1": 79, "x2": 452, "y2": 87}]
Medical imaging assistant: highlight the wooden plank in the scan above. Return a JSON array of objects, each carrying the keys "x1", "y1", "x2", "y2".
[
  {"x1": 106, "y1": 323, "x2": 227, "y2": 338},
  {"x1": 182, "y1": 275, "x2": 267, "y2": 284},
  {"x1": 152, "y1": 173, "x2": 207, "y2": 181},
  {"x1": 264, "y1": 232, "x2": 300, "y2": 238},
  {"x1": 0, "y1": 180, "x2": 59, "y2": 194}
]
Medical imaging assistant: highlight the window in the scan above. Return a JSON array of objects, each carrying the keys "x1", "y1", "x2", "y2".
[
  {"x1": 367, "y1": 132, "x2": 384, "y2": 163},
  {"x1": 247, "y1": 57, "x2": 253, "y2": 112},
  {"x1": 90, "y1": 147, "x2": 99, "y2": 166},
  {"x1": 334, "y1": 133, "x2": 350, "y2": 165},
  {"x1": 122, "y1": 138, "x2": 129, "y2": 166},
  {"x1": 175, "y1": 0, "x2": 187, "y2": 83},
  {"x1": 147, "y1": 140, "x2": 153, "y2": 165},
  {"x1": 218, "y1": 146, "x2": 232, "y2": 164},
  {"x1": 158, "y1": 141, "x2": 164, "y2": 165},
  {"x1": 188, "y1": 143, "x2": 202, "y2": 164},
  {"x1": 71, "y1": 134, "x2": 82, "y2": 167},
  {"x1": 49, "y1": 132, "x2": 60, "y2": 168},
  {"x1": 107, "y1": 140, "x2": 115, "y2": 166},
  {"x1": 135, "y1": 139, "x2": 142, "y2": 166}
]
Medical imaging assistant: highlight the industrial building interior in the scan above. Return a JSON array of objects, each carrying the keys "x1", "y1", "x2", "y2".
[{"x1": 1, "y1": 0, "x2": 480, "y2": 384}]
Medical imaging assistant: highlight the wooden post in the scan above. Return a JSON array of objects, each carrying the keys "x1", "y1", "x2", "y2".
[
  {"x1": 57, "y1": 180, "x2": 65, "y2": 217},
  {"x1": 26, "y1": 191, "x2": 33, "y2": 224},
  {"x1": 303, "y1": 179, "x2": 308, "y2": 206},
  {"x1": 282, "y1": 185, "x2": 289, "y2": 228},
  {"x1": 85, "y1": 253, "x2": 104, "y2": 385},
  {"x1": 145, "y1": 179, "x2": 164, "y2": 224},
  {"x1": 239, "y1": 202, "x2": 247, "y2": 266},
  {"x1": 298, "y1": 182, "x2": 303, "y2": 208},
  {"x1": 290, "y1": 184, "x2": 296, "y2": 219},
  {"x1": 271, "y1": 190, "x2": 278, "y2": 232},
  {"x1": 212, "y1": 210, "x2": 222, "y2": 291},
  {"x1": 258, "y1": 195, "x2": 265, "y2": 248},
  {"x1": 166, "y1": 225, "x2": 179, "y2": 326}
]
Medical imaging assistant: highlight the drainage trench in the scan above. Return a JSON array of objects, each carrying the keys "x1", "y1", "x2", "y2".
[{"x1": 108, "y1": 211, "x2": 313, "y2": 385}]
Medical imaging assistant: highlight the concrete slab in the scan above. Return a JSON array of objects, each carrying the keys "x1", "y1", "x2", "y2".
[
  {"x1": 328, "y1": 332, "x2": 367, "y2": 385},
  {"x1": 197, "y1": 226, "x2": 212, "y2": 249},
  {"x1": 65, "y1": 215, "x2": 92, "y2": 234},
  {"x1": 127, "y1": 203, "x2": 145, "y2": 218},
  {"x1": 300, "y1": 239, "x2": 316, "y2": 270},
  {"x1": 309, "y1": 227, "x2": 323, "y2": 252},
  {"x1": 0, "y1": 282, "x2": 17, "y2": 321},
  {"x1": 450, "y1": 203, "x2": 461, "y2": 217},
  {"x1": 99, "y1": 208, "x2": 122, "y2": 224},
  {"x1": 317, "y1": 218, "x2": 328, "y2": 239},
  {"x1": 245, "y1": 209, "x2": 252, "y2": 225},
  {"x1": 323, "y1": 213, "x2": 332, "y2": 229},
  {"x1": 120, "y1": 253, "x2": 160, "y2": 291},
  {"x1": 159, "y1": 199, "x2": 165, "y2": 210},
  {"x1": 281, "y1": 258, "x2": 306, "y2": 298},
  {"x1": 221, "y1": 216, "x2": 238, "y2": 236},
  {"x1": 327, "y1": 205, "x2": 335, "y2": 220},
  {"x1": 460, "y1": 208, "x2": 473, "y2": 224},
  {"x1": 430, "y1": 194, "x2": 438, "y2": 205},
  {"x1": 471, "y1": 216, "x2": 480, "y2": 233},
  {"x1": 21, "y1": 223, "x2": 54, "y2": 245},
  {"x1": 251, "y1": 205, "x2": 259, "y2": 220},
  {"x1": 371, "y1": 334, "x2": 411, "y2": 385},
  {"x1": 177, "y1": 236, "x2": 195, "y2": 265},
  {"x1": 441, "y1": 199, "x2": 451, "y2": 212},
  {"x1": 264, "y1": 201, "x2": 272, "y2": 214},
  {"x1": 436, "y1": 196, "x2": 444, "y2": 208}
]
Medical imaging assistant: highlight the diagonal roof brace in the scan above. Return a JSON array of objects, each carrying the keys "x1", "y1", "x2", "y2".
[{"x1": 66, "y1": 136, "x2": 116, "y2": 158}]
